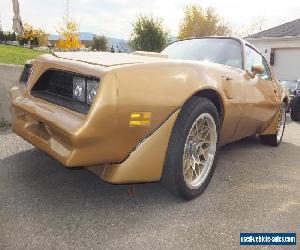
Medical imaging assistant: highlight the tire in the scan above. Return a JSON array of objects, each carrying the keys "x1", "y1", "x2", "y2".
[
  {"x1": 291, "y1": 96, "x2": 300, "y2": 121},
  {"x1": 161, "y1": 97, "x2": 220, "y2": 200},
  {"x1": 259, "y1": 103, "x2": 286, "y2": 147}
]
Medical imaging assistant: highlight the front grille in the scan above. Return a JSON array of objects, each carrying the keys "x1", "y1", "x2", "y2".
[
  {"x1": 47, "y1": 71, "x2": 74, "y2": 97},
  {"x1": 31, "y1": 70, "x2": 97, "y2": 114},
  {"x1": 32, "y1": 70, "x2": 74, "y2": 97}
]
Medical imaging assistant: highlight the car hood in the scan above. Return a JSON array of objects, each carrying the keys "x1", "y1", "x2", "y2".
[{"x1": 52, "y1": 51, "x2": 169, "y2": 67}]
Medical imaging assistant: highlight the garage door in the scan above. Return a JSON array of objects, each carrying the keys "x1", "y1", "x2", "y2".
[{"x1": 271, "y1": 48, "x2": 300, "y2": 81}]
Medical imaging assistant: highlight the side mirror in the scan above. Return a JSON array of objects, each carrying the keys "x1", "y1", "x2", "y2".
[{"x1": 251, "y1": 65, "x2": 265, "y2": 78}]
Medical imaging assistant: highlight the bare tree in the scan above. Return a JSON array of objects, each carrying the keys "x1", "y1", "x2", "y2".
[
  {"x1": 12, "y1": 0, "x2": 23, "y2": 35},
  {"x1": 233, "y1": 16, "x2": 268, "y2": 38}
]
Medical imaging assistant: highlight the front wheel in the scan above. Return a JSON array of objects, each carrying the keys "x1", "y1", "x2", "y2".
[
  {"x1": 259, "y1": 103, "x2": 286, "y2": 147},
  {"x1": 161, "y1": 97, "x2": 220, "y2": 200}
]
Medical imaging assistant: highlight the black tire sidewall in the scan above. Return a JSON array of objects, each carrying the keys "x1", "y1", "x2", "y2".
[
  {"x1": 277, "y1": 105, "x2": 286, "y2": 144},
  {"x1": 260, "y1": 103, "x2": 286, "y2": 147},
  {"x1": 165, "y1": 97, "x2": 220, "y2": 199}
]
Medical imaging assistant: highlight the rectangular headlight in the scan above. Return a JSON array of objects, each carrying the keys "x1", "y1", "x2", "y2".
[
  {"x1": 87, "y1": 79, "x2": 99, "y2": 104},
  {"x1": 73, "y1": 76, "x2": 86, "y2": 102}
]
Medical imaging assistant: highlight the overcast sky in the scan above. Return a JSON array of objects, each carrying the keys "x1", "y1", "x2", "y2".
[{"x1": 1, "y1": 0, "x2": 300, "y2": 39}]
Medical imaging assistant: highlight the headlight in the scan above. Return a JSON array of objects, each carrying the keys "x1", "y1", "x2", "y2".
[
  {"x1": 87, "y1": 79, "x2": 99, "y2": 104},
  {"x1": 73, "y1": 76, "x2": 86, "y2": 102},
  {"x1": 72, "y1": 76, "x2": 100, "y2": 104}
]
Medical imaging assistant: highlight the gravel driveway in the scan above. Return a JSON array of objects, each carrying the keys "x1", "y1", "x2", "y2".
[{"x1": 0, "y1": 118, "x2": 299, "y2": 249}]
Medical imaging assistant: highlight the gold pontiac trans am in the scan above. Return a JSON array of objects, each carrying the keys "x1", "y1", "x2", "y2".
[{"x1": 10, "y1": 37, "x2": 288, "y2": 199}]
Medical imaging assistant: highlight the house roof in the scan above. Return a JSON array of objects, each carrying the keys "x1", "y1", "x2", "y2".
[{"x1": 246, "y1": 18, "x2": 300, "y2": 38}]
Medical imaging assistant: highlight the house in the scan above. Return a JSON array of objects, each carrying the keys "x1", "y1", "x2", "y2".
[{"x1": 246, "y1": 18, "x2": 300, "y2": 81}]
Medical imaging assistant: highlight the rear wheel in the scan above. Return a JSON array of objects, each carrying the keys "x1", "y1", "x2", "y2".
[
  {"x1": 259, "y1": 103, "x2": 286, "y2": 147},
  {"x1": 291, "y1": 96, "x2": 300, "y2": 121},
  {"x1": 162, "y1": 97, "x2": 220, "y2": 200}
]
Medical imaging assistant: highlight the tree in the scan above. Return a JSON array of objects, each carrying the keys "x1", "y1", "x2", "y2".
[
  {"x1": 0, "y1": 31, "x2": 4, "y2": 41},
  {"x1": 3, "y1": 32, "x2": 8, "y2": 42},
  {"x1": 36, "y1": 30, "x2": 49, "y2": 46},
  {"x1": 129, "y1": 15, "x2": 170, "y2": 52},
  {"x1": 92, "y1": 35, "x2": 108, "y2": 51},
  {"x1": 55, "y1": 18, "x2": 84, "y2": 50},
  {"x1": 19, "y1": 23, "x2": 48, "y2": 46},
  {"x1": 233, "y1": 16, "x2": 268, "y2": 38},
  {"x1": 19, "y1": 23, "x2": 35, "y2": 44},
  {"x1": 7, "y1": 32, "x2": 12, "y2": 41},
  {"x1": 11, "y1": 32, "x2": 17, "y2": 41},
  {"x1": 178, "y1": 5, "x2": 231, "y2": 39}
]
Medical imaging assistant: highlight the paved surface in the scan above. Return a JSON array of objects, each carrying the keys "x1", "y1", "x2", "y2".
[{"x1": 0, "y1": 118, "x2": 299, "y2": 250}]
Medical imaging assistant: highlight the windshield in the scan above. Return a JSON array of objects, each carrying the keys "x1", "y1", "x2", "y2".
[{"x1": 162, "y1": 38, "x2": 243, "y2": 69}]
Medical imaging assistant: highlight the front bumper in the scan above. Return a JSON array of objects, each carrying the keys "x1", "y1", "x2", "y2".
[
  {"x1": 11, "y1": 87, "x2": 90, "y2": 167},
  {"x1": 10, "y1": 85, "x2": 125, "y2": 167}
]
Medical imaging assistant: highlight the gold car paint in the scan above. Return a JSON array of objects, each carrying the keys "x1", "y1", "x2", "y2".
[
  {"x1": 89, "y1": 110, "x2": 181, "y2": 183},
  {"x1": 10, "y1": 40, "x2": 288, "y2": 183},
  {"x1": 232, "y1": 74, "x2": 280, "y2": 141},
  {"x1": 260, "y1": 85, "x2": 288, "y2": 136}
]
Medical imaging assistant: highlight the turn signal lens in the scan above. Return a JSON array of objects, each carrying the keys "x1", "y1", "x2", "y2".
[{"x1": 87, "y1": 79, "x2": 99, "y2": 104}]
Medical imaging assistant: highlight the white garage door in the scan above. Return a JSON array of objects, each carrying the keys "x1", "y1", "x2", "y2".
[{"x1": 271, "y1": 48, "x2": 300, "y2": 81}]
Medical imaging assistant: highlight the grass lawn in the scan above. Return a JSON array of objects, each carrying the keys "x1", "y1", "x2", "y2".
[{"x1": 0, "y1": 44, "x2": 45, "y2": 65}]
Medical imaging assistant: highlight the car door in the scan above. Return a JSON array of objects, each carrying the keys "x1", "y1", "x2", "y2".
[
  {"x1": 233, "y1": 45, "x2": 279, "y2": 139},
  {"x1": 215, "y1": 39, "x2": 246, "y2": 145},
  {"x1": 219, "y1": 67, "x2": 246, "y2": 144}
]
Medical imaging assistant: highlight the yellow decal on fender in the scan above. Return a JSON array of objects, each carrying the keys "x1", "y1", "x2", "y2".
[{"x1": 129, "y1": 112, "x2": 152, "y2": 126}]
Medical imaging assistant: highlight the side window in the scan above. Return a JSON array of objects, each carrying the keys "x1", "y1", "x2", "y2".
[
  {"x1": 245, "y1": 46, "x2": 271, "y2": 80},
  {"x1": 221, "y1": 40, "x2": 243, "y2": 69}
]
